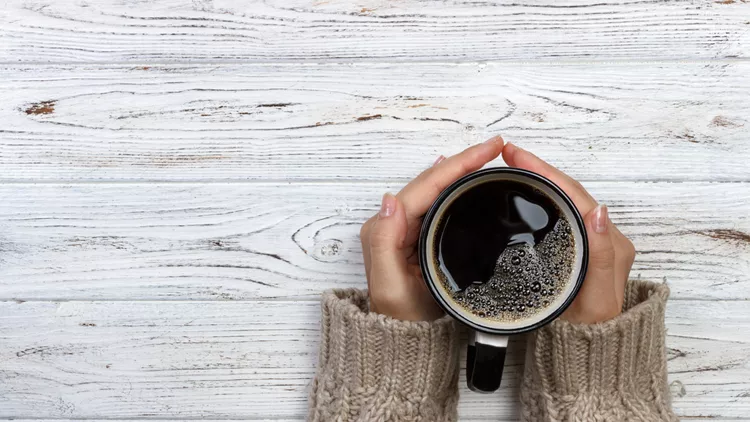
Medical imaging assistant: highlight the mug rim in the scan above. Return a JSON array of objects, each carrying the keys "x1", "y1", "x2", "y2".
[{"x1": 418, "y1": 167, "x2": 589, "y2": 335}]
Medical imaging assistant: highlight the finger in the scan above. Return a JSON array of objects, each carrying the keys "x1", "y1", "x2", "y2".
[
  {"x1": 610, "y1": 224, "x2": 635, "y2": 306},
  {"x1": 397, "y1": 136, "x2": 504, "y2": 242},
  {"x1": 368, "y1": 193, "x2": 411, "y2": 306},
  {"x1": 398, "y1": 136, "x2": 503, "y2": 221},
  {"x1": 577, "y1": 204, "x2": 619, "y2": 322},
  {"x1": 502, "y1": 143, "x2": 598, "y2": 215},
  {"x1": 359, "y1": 215, "x2": 377, "y2": 282}
]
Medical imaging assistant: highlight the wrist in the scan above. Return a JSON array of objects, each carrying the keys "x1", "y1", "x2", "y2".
[
  {"x1": 560, "y1": 293, "x2": 621, "y2": 324},
  {"x1": 369, "y1": 299, "x2": 444, "y2": 322}
]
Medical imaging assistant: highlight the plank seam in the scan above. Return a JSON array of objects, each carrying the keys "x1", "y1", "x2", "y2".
[
  {"x1": 0, "y1": 298, "x2": 744, "y2": 303},
  {"x1": 1, "y1": 179, "x2": 748, "y2": 185},
  {"x1": 1, "y1": 58, "x2": 750, "y2": 66}
]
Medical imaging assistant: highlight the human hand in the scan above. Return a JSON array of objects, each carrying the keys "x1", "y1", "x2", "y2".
[
  {"x1": 501, "y1": 143, "x2": 635, "y2": 324},
  {"x1": 360, "y1": 136, "x2": 505, "y2": 321}
]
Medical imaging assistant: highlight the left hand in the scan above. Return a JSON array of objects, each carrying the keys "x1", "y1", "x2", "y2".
[{"x1": 359, "y1": 136, "x2": 505, "y2": 321}]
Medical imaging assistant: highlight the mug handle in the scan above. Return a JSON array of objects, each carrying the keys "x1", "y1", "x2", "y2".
[{"x1": 467, "y1": 331, "x2": 508, "y2": 393}]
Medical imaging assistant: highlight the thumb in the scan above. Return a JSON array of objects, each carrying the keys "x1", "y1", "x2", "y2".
[
  {"x1": 368, "y1": 193, "x2": 410, "y2": 306},
  {"x1": 584, "y1": 204, "x2": 615, "y2": 279},
  {"x1": 575, "y1": 204, "x2": 619, "y2": 321}
]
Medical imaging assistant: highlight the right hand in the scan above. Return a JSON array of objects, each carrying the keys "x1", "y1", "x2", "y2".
[{"x1": 501, "y1": 143, "x2": 636, "y2": 324}]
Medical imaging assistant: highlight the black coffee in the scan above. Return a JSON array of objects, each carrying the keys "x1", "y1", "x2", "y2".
[{"x1": 433, "y1": 180, "x2": 575, "y2": 321}]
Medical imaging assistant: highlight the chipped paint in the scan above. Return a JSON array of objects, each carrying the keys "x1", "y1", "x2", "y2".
[
  {"x1": 25, "y1": 100, "x2": 56, "y2": 115},
  {"x1": 711, "y1": 115, "x2": 743, "y2": 127},
  {"x1": 356, "y1": 114, "x2": 382, "y2": 121},
  {"x1": 699, "y1": 229, "x2": 750, "y2": 244}
]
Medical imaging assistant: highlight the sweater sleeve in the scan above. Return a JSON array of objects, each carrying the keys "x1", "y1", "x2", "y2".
[
  {"x1": 520, "y1": 280, "x2": 678, "y2": 421},
  {"x1": 307, "y1": 289, "x2": 462, "y2": 422}
]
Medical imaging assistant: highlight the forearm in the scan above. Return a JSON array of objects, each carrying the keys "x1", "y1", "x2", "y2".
[
  {"x1": 520, "y1": 280, "x2": 678, "y2": 421},
  {"x1": 308, "y1": 289, "x2": 461, "y2": 422}
]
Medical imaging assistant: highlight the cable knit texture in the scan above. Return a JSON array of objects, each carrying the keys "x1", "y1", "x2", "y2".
[
  {"x1": 520, "y1": 280, "x2": 678, "y2": 421},
  {"x1": 308, "y1": 281, "x2": 676, "y2": 421},
  {"x1": 308, "y1": 288, "x2": 461, "y2": 422}
]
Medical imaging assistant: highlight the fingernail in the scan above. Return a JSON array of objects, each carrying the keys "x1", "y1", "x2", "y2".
[
  {"x1": 593, "y1": 204, "x2": 609, "y2": 234},
  {"x1": 484, "y1": 135, "x2": 504, "y2": 145},
  {"x1": 380, "y1": 193, "x2": 396, "y2": 218},
  {"x1": 432, "y1": 155, "x2": 445, "y2": 166},
  {"x1": 503, "y1": 142, "x2": 520, "y2": 163},
  {"x1": 507, "y1": 142, "x2": 525, "y2": 152}
]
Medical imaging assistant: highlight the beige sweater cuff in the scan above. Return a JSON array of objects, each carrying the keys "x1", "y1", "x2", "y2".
[
  {"x1": 520, "y1": 280, "x2": 678, "y2": 421},
  {"x1": 308, "y1": 289, "x2": 461, "y2": 422}
]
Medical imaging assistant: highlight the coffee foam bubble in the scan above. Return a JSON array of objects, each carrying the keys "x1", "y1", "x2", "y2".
[{"x1": 446, "y1": 217, "x2": 575, "y2": 322}]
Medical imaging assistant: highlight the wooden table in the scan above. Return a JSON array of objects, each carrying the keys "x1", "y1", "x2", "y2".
[{"x1": 1, "y1": 0, "x2": 749, "y2": 420}]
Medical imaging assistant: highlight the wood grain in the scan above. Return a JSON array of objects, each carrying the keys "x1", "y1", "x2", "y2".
[
  {"x1": 1, "y1": 419, "x2": 743, "y2": 422},
  {"x1": 2, "y1": 0, "x2": 749, "y2": 63},
  {"x1": 0, "y1": 299, "x2": 748, "y2": 419},
  {"x1": 0, "y1": 182, "x2": 747, "y2": 301},
  {"x1": 1, "y1": 63, "x2": 749, "y2": 182},
  {"x1": 4, "y1": 0, "x2": 750, "y2": 418}
]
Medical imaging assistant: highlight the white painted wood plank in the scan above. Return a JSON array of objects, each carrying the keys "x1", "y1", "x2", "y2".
[
  {"x1": 2, "y1": 63, "x2": 749, "y2": 182},
  {"x1": 0, "y1": 182, "x2": 747, "y2": 301},
  {"x1": 3, "y1": 420, "x2": 743, "y2": 422},
  {"x1": 1, "y1": 0, "x2": 749, "y2": 62},
  {"x1": 1, "y1": 420, "x2": 744, "y2": 422},
  {"x1": 0, "y1": 300, "x2": 747, "y2": 419}
]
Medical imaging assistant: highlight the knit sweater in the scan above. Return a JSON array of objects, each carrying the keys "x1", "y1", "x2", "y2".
[{"x1": 308, "y1": 280, "x2": 678, "y2": 422}]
